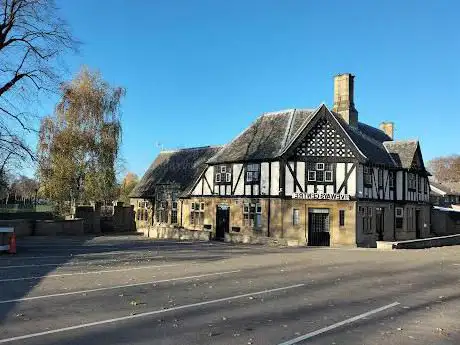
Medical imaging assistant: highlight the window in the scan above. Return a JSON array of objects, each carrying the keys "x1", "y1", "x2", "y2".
[
  {"x1": 171, "y1": 202, "x2": 178, "y2": 224},
  {"x1": 156, "y1": 200, "x2": 168, "y2": 223},
  {"x1": 378, "y1": 169, "x2": 383, "y2": 188},
  {"x1": 389, "y1": 171, "x2": 395, "y2": 189},
  {"x1": 293, "y1": 209, "x2": 300, "y2": 226},
  {"x1": 364, "y1": 166, "x2": 372, "y2": 186},
  {"x1": 408, "y1": 173, "x2": 416, "y2": 190},
  {"x1": 246, "y1": 164, "x2": 260, "y2": 183},
  {"x1": 362, "y1": 207, "x2": 373, "y2": 233},
  {"x1": 307, "y1": 162, "x2": 333, "y2": 183},
  {"x1": 190, "y1": 202, "x2": 204, "y2": 227},
  {"x1": 243, "y1": 203, "x2": 262, "y2": 228},
  {"x1": 339, "y1": 210, "x2": 345, "y2": 227},
  {"x1": 215, "y1": 165, "x2": 231, "y2": 184},
  {"x1": 395, "y1": 207, "x2": 404, "y2": 229}
]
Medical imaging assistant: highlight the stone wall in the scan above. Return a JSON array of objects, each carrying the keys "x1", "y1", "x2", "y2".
[
  {"x1": 431, "y1": 208, "x2": 460, "y2": 236},
  {"x1": 75, "y1": 206, "x2": 101, "y2": 234},
  {"x1": 0, "y1": 219, "x2": 34, "y2": 237},
  {"x1": 147, "y1": 225, "x2": 211, "y2": 241},
  {"x1": 34, "y1": 219, "x2": 84, "y2": 236}
]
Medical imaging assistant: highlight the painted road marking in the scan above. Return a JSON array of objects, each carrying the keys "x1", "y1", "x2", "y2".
[
  {"x1": 0, "y1": 270, "x2": 241, "y2": 304},
  {"x1": 0, "y1": 244, "x2": 213, "y2": 261},
  {"x1": 277, "y1": 301, "x2": 401, "y2": 345},
  {"x1": 0, "y1": 283, "x2": 305, "y2": 344},
  {"x1": 0, "y1": 263, "x2": 180, "y2": 282},
  {"x1": 0, "y1": 256, "x2": 165, "y2": 269}
]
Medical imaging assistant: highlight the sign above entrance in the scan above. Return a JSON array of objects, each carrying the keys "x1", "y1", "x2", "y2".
[{"x1": 292, "y1": 192, "x2": 350, "y2": 201}]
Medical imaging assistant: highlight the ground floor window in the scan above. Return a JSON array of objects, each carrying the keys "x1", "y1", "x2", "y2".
[
  {"x1": 361, "y1": 206, "x2": 373, "y2": 233},
  {"x1": 243, "y1": 203, "x2": 262, "y2": 229},
  {"x1": 171, "y1": 201, "x2": 178, "y2": 224},
  {"x1": 156, "y1": 201, "x2": 168, "y2": 223},
  {"x1": 339, "y1": 210, "x2": 345, "y2": 227},
  {"x1": 292, "y1": 208, "x2": 300, "y2": 226},
  {"x1": 190, "y1": 202, "x2": 204, "y2": 227},
  {"x1": 395, "y1": 207, "x2": 404, "y2": 229}
]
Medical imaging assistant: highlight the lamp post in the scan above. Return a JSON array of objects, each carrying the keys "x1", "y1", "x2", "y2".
[{"x1": 34, "y1": 188, "x2": 38, "y2": 210}]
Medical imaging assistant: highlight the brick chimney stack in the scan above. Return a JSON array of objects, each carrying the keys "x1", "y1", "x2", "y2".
[
  {"x1": 332, "y1": 73, "x2": 358, "y2": 127},
  {"x1": 379, "y1": 122, "x2": 394, "y2": 140}
]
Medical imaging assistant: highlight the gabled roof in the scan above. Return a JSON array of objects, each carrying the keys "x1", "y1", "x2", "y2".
[
  {"x1": 208, "y1": 104, "x2": 402, "y2": 167},
  {"x1": 207, "y1": 108, "x2": 317, "y2": 163},
  {"x1": 130, "y1": 146, "x2": 221, "y2": 199},
  {"x1": 383, "y1": 140, "x2": 421, "y2": 169}
]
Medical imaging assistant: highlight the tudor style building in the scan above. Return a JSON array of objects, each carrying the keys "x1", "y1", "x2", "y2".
[{"x1": 131, "y1": 74, "x2": 431, "y2": 247}]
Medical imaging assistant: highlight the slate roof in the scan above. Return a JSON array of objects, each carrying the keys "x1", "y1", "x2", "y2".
[
  {"x1": 130, "y1": 146, "x2": 221, "y2": 199},
  {"x1": 207, "y1": 109, "x2": 316, "y2": 164},
  {"x1": 382, "y1": 140, "x2": 419, "y2": 169},
  {"x1": 208, "y1": 104, "x2": 412, "y2": 168}
]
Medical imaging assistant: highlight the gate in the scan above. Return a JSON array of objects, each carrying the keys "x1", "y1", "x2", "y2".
[{"x1": 308, "y1": 209, "x2": 330, "y2": 246}]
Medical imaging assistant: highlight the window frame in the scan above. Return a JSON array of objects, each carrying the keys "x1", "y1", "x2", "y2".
[
  {"x1": 389, "y1": 171, "x2": 395, "y2": 189},
  {"x1": 243, "y1": 202, "x2": 262, "y2": 229},
  {"x1": 292, "y1": 208, "x2": 300, "y2": 226},
  {"x1": 339, "y1": 210, "x2": 345, "y2": 227},
  {"x1": 378, "y1": 169, "x2": 383, "y2": 188},
  {"x1": 364, "y1": 166, "x2": 372, "y2": 186},
  {"x1": 245, "y1": 163, "x2": 261, "y2": 184},
  {"x1": 308, "y1": 170, "x2": 316, "y2": 182}
]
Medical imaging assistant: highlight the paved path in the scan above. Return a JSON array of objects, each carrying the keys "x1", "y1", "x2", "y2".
[{"x1": 0, "y1": 235, "x2": 459, "y2": 344}]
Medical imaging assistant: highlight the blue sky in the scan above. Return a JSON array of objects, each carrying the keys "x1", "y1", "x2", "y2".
[{"x1": 46, "y1": 0, "x2": 459, "y2": 177}]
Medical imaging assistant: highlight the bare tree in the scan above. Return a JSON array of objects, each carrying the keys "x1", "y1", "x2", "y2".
[
  {"x1": 0, "y1": 0, "x2": 77, "y2": 162},
  {"x1": 428, "y1": 155, "x2": 460, "y2": 184}
]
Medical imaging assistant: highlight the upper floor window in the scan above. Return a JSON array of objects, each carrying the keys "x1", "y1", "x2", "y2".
[
  {"x1": 156, "y1": 200, "x2": 168, "y2": 223},
  {"x1": 215, "y1": 165, "x2": 231, "y2": 184},
  {"x1": 364, "y1": 166, "x2": 372, "y2": 186},
  {"x1": 307, "y1": 162, "x2": 333, "y2": 183},
  {"x1": 408, "y1": 173, "x2": 416, "y2": 190},
  {"x1": 377, "y1": 169, "x2": 383, "y2": 188},
  {"x1": 389, "y1": 171, "x2": 395, "y2": 189},
  {"x1": 246, "y1": 163, "x2": 260, "y2": 183}
]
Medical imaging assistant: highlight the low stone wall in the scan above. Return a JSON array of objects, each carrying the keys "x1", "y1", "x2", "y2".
[
  {"x1": 0, "y1": 219, "x2": 34, "y2": 237},
  {"x1": 34, "y1": 219, "x2": 84, "y2": 236},
  {"x1": 377, "y1": 234, "x2": 460, "y2": 250},
  {"x1": 147, "y1": 226, "x2": 211, "y2": 241},
  {"x1": 224, "y1": 233, "x2": 303, "y2": 247}
]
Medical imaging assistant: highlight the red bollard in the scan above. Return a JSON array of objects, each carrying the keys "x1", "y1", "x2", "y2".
[{"x1": 8, "y1": 233, "x2": 16, "y2": 254}]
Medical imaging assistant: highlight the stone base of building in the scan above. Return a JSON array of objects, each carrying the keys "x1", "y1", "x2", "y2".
[
  {"x1": 224, "y1": 233, "x2": 304, "y2": 247},
  {"x1": 145, "y1": 225, "x2": 212, "y2": 241}
]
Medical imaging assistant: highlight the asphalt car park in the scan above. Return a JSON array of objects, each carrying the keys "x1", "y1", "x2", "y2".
[{"x1": 0, "y1": 235, "x2": 459, "y2": 344}]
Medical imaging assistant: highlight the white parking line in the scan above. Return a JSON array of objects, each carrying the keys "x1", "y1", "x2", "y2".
[
  {"x1": 0, "y1": 244, "x2": 214, "y2": 261},
  {"x1": 0, "y1": 283, "x2": 305, "y2": 344},
  {"x1": 277, "y1": 301, "x2": 401, "y2": 345},
  {"x1": 0, "y1": 256, "x2": 165, "y2": 269},
  {"x1": 0, "y1": 270, "x2": 241, "y2": 304},
  {"x1": 0, "y1": 263, "x2": 179, "y2": 282}
]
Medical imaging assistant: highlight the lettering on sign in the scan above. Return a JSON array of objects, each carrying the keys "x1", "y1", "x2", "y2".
[{"x1": 292, "y1": 192, "x2": 350, "y2": 201}]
